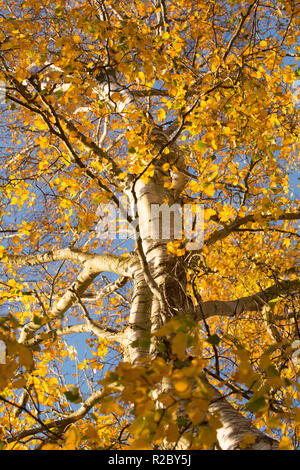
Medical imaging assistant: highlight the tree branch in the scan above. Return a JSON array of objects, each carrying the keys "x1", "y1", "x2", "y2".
[
  {"x1": 205, "y1": 211, "x2": 300, "y2": 247},
  {"x1": 3, "y1": 248, "x2": 137, "y2": 276},
  {"x1": 17, "y1": 252, "x2": 138, "y2": 343},
  {"x1": 197, "y1": 279, "x2": 300, "y2": 319},
  {"x1": 5, "y1": 387, "x2": 106, "y2": 443}
]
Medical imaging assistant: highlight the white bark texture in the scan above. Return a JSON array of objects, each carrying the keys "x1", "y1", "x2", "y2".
[{"x1": 94, "y1": 71, "x2": 280, "y2": 450}]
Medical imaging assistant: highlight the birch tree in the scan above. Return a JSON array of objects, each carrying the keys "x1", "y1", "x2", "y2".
[{"x1": 0, "y1": 0, "x2": 299, "y2": 450}]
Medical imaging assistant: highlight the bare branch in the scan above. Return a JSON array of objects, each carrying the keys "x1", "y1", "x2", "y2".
[
  {"x1": 17, "y1": 253, "x2": 138, "y2": 343},
  {"x1": 223, "y1": 1, "x2": 257, "y2": 61},
  {"x1": 5, "y1": 387, "x2": 107, "y2": 443},
  {"x1": 72, "y1": 290, "x2": 126, "y2": 345},
  {"x1": 205, "y1": 211, "x2": 300, "y2": 247},
  {"x1": 197, "y1": 279, "x2": 300, "y2": 319},
  {"x1": 26, "y1": 323, "x2": 120, "y2": 347},
  {"x1": 4, "y1": 248, "x2": 137, "y2": 276}
]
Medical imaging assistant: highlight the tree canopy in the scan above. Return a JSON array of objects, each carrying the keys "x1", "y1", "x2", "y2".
[{"x1": 0, "y1": 0, "x2": 299, "y2": 451}]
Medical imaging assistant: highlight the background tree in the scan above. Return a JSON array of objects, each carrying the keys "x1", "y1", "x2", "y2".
[{"x1": 0, "y1": 0, "x2": 299, "y2": 450}]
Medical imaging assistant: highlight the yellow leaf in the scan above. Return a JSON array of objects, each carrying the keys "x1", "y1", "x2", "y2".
[
  {"x1": 11, "y1": 197, "x2": 18, "y2": 206},
  {"x1": 100, "y1": 398, "x2": 124, "y2": 416},
  {"x1": 138, "y1": 71, "x2": 145, "y2": 82},
  {"x1": 278, "y1": 436, "x2": 293, "y2": 450},
  {"x1": 202, "y1": 183, "x2": 215, "y2": 198},
  {"x1": 267, "y1": 416, "x2": 281, "y2": 429},
  {"x1": 223, "y1": 126, "x2": 231, "y2": 136},
  {"x1": 18, "y1": 344, "x2": 33, "y2": 369},
  {"x1": 63, "y1": 425, "x2": 81, "y2": 450},
  {"x1": 12, "y1": 376, "x2": 26, "y2": 389},
  {"x1": 166, "y1": 423, "x2": 180, "y2": 443},
  {"x1": 173, "y1": 378, "x2": 190, "y2": 393},
  {"x1": 157, "y1": 108, "x2": 166, "y2": 121},
  {"x1": 167, "y1": 240, "x2": 184, "y2": 256},
  {"x1": 295, "y1": 408, "x2": 300, "y2": 424},
  {"x1": 84, "y1": 424, "x2": 99, "y2": 443},
  {"x1": 239, "y1": 432, "x2": 256, "y2": 449},
  {"x1": 187, "y1": 405, "x2": 205, "y2": 425},
  {"x1": 41, "y1": 443, "x2": 60, "y2": 450},
  {"x1": 110, "y1": 92, "x2": 121, "y2": 102},
  {"x1": 161, "y1": 32, "x2": 170, "y2": 40},
  {"x1": 33, "y1": 118, "x2": 48, "y2": 131},
  {"x1": 189, "y1": 180, "x2": 201, "y2": 193},
  {"x1": 204, "y1": 208, "x2": 217, "y2": 220},
  {"x1": 36, "y1": 136, "x2": 48, "y2": 149},
  {"x1": 197, "y1": 425, "x2": 217, "y2": 449},
  {"x1": 130, "y1": 438, "x2": 152, "y2": 450},
  {"x1": 219, "y1": 203, "x2": 235, "y2": 222},
  {"x1": 171, "y1": 332, "x2": 188, "y2": 360}
]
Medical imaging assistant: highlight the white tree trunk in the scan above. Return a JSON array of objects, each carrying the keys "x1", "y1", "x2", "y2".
[{"x1": 95, "y1": 70, "x2": 279, "y2": 450}]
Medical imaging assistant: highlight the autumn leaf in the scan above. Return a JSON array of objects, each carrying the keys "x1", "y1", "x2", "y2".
[
  {"x1": 0, "y1": 0, "x2": 298, "y2": 452},
  {"x1": 278, "y1": 436, "x2": 293, "y2": 450},
  {"x1": 63, "y1": 425, "x2": 81, "y2": 450}
]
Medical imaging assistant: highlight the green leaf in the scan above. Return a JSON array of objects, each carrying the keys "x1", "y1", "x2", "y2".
[
  {"x1": 33, "y1": 315, "x2": 42, "y2": 326},
  {"x1": 92, "y1": 197, "x2": 102, "y2": 205},
  {"x1": 54, "y1": 90, "x2": 64, "y2": 98},
  {"x1": 140, "y1": 337, "x2": 151, "y2": 348},
  {"x1": 266, "y1": 365, "x2": 279, "y2": 377},
  {"x1": 55, "y1": 6, "x2": 63, "y2": 16},
  {"x1": 174, "y1": 360, "x2": 186, "y2": 369},
  {"x1": 131, "y1": 336, "x2": 150, "y2": 349},
  {"x1": 177, "y1": 416, "x2": 188, "y2": 427},
  {"x1": 157, "y1": 343, "x2": 166, "y2": 352},
  {"x1": 64, "y1": 387, "x2": 82, "y2": 404},
  {"x1": 0, "y1": 316, "x2": 8, "y2": 327},
  {"x1": 246, "y1": 396, "x2": 266, "y2": 413},
  {"x1": 195, "y1": 141, "x2": 206, "y2": 151},
  {"x1": 207, "y1": 334, "x2": 221, "y2": 346}
]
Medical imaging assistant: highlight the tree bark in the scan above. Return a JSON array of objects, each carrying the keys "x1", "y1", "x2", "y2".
[{"x1": 94, "y1": 70, "x2": 280, "y2": 450}]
